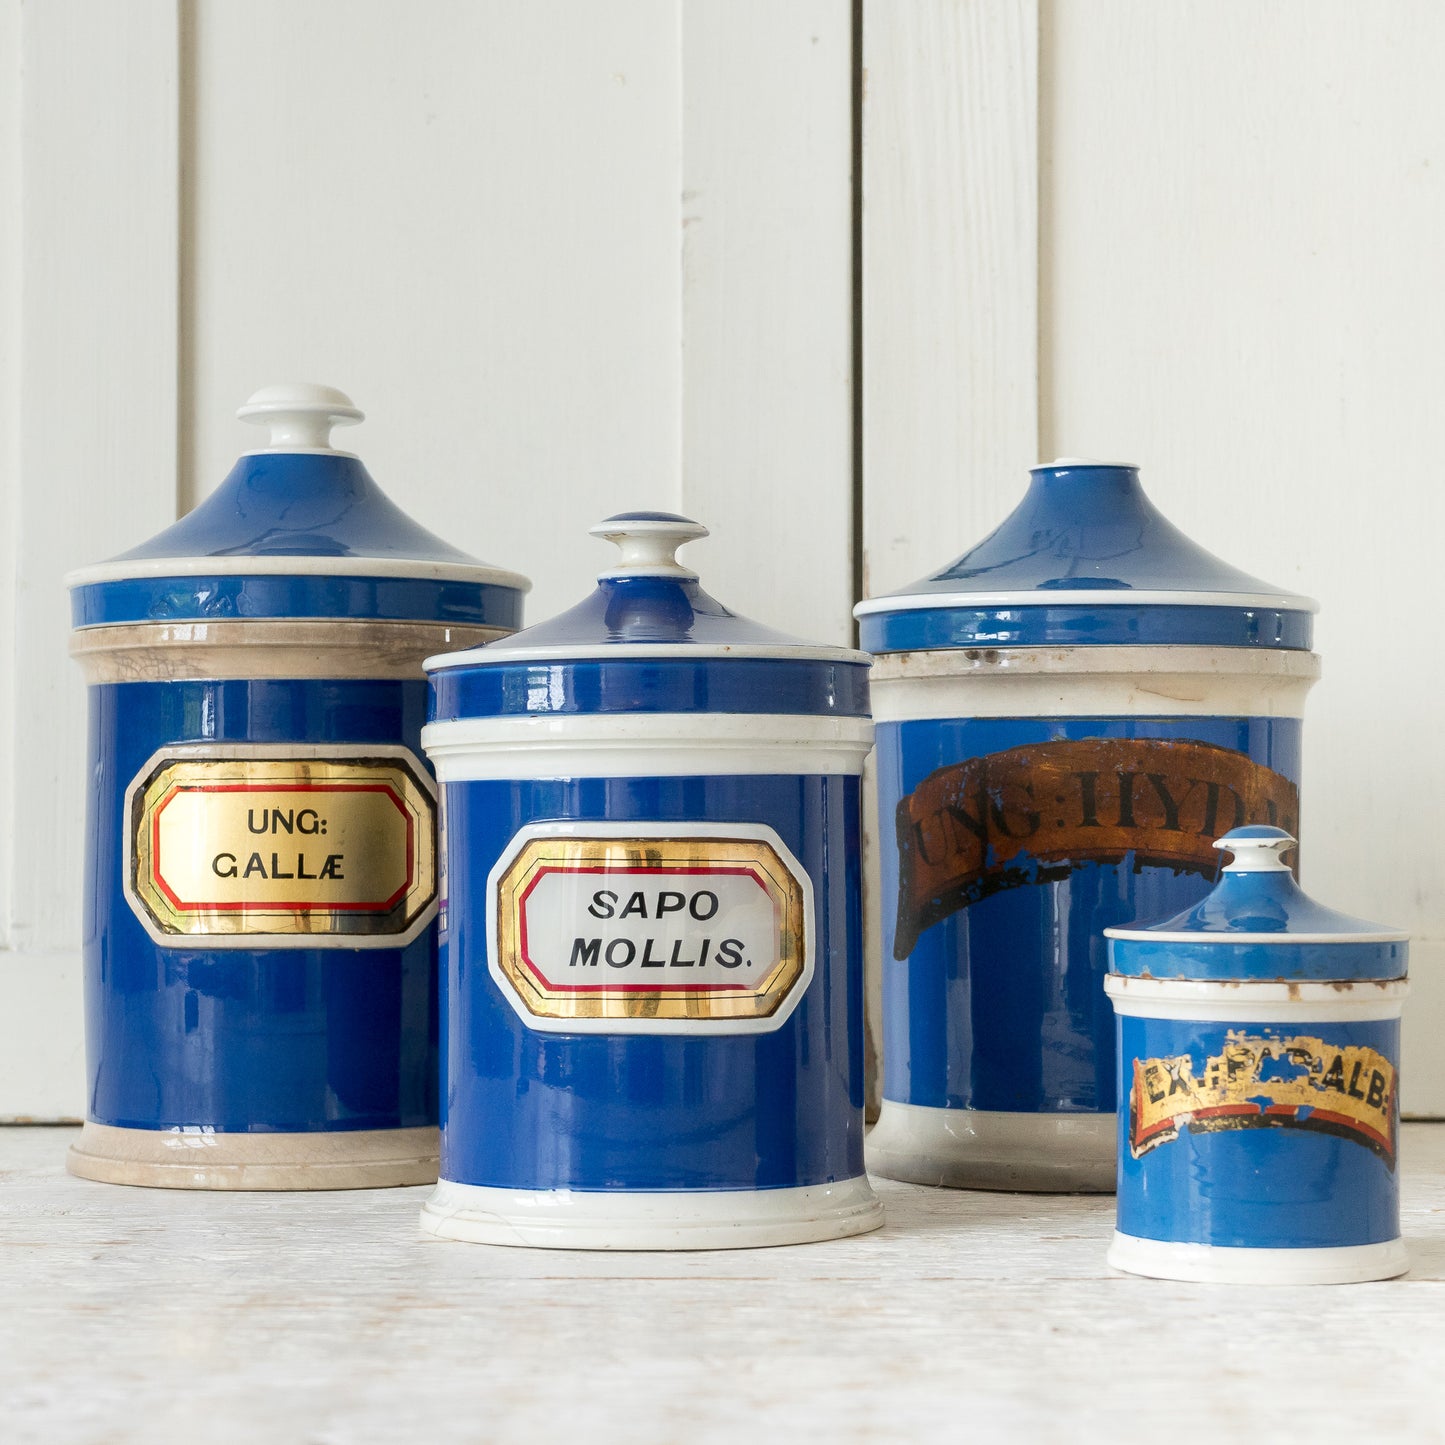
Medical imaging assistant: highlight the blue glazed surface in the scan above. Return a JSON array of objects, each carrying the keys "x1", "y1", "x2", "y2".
[
  {"x1": 85, "y1": 680, "x2": 437, "y2": 1133},
  {"x1": 74, "y1": 451, "x2": 523, "y2": 626},
  {"x1": 877, "y1": 715, "x2": 1301, "y2": 1113},
  {"x1": 857, "y1": 463, "x2": 1314, "y2": 651},
  {"x1": 858, "y1": 602, "x2": 1312, "y2": 654},
  {"x1": 1108, "y1": 824, "x2": 1407, "y2": 981},
  {"x1": 72, "y1": 574, "x2": 522, "y2": 630},
  {"x1": 429, "y1": 656, "x2": 870, "y2": 721},
  {"x1": 1116, "y1": 1013, "x2": 1400, "y2": 1248},
  {"x1": 439, "y1": 774, "x2": 866, "y2": 1192}
]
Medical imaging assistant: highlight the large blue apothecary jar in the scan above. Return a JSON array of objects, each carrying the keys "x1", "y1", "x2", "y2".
[
  {"x1": 855, "y1": 460, "x2": 1320, "y2": 1191},
  {"x1": 1106, "y1": 826, "x2": 1408, "y2": 1284},
  {"x1": 421, "y1": 513, "x2": 881, "y2": 1248},
  {"x1": 65, "y1": 384, "x2": 527, "y2": 1189}
]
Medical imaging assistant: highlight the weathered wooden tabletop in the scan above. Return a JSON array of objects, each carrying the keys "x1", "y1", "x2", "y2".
[{"x1": 3, "y1": 1124, "x2": 1442, "y2": 1442}]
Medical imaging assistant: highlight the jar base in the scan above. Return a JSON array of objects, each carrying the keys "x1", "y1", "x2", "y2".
[
  {"x1": 66, "y1": 1121, "x2": 439, "y2": 1191},
  {"x1": 418, "y1": 1174, "x2": 884, "y2": 1250},
  {"x1": 1109, "y1": 1230, "x2": 1409, "y2": 1284},
  {"x1": 866, "y1": 1101, "x2": 1116, "y2": 1192}
]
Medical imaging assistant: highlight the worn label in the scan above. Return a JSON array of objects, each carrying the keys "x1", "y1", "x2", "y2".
[
  {"x1": 488, "y1": 823, "x2": 814, "y2": 1033},
  {"x1": 893, "y1": 737, "x2": 1299, "y2": 957},
  {"x1": 127, "y1": 749, "x2": 437, "y2": 945},
  {"x1": 1129, "y1": 1032, "x2": 1397, "y2": 1167}
]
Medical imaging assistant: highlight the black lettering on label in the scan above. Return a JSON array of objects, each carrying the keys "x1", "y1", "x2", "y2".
[
  {"x1": 605, "y1": 938, "x2": 636, "y2": 968},
  {"x1": 1075, "y1": 771, "x2": 1101, "y2": 829},
  {"x1": 690, "y1": 890, "x2": 719, "y2": 921},
  {"x1": 668, "y1": 938, "x2": 694, "y2": 967},
  {"x1": 656, "y1": 891, "x2": 686, "y2": 917},
  {"x1": 1144, "y1": 1063, "x2": 1166, "y2": 1105},
  {"x1": 619, "y1": 891, "x2": 647, "y2": 919},
  {"x1": 270, "y1": 853, "x2": 294, "y2": 880},
  {"x1": 297, "y1": 855, "x2": 316, "y2": 880},
  {"x1": 296, "y1": 809, "x2": 321, "y2": 835},
  {"x1": 1347, "y1": 1060, "x2": 1367, "y2": 1101},
  {"x1": 698, "y1": 939, "x2": 711, "y2": 968},
  {"x1": 588, "y1": 889, "x2": 618, "y2": 920},
  {"x1": 1367, "y1": 1070, "x2": 1387, "y2": 1109},
  {"x1": 1322, "y1": 1054, "x2": 1346, "y2": 1092},
  {"x1": 243, "y1": 853, "x2": 266, "y2": 879},
  {"x1": 570, "y1": 937, "x2": 601, "y2": 968},
  {"x1": 716, "y1": 939, "x2": 744, "y2": 968},
  {"x1": 640, "y1": 938, "x2": 664, "y2": 968},
  {"x1": 212, "y1": 852, "x2": 238, "y2": 878},
  {"x1": 319, "y1": 855, "x2": 344, "y2": 880}
]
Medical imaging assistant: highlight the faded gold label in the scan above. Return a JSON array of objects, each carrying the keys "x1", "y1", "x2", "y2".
[
  {"x1": 893, "y1": 737, "x2": 1299, "y2": 957},
  {"x1": 487, "y1": 824, "x2": 814, "y2": 1034},
  {"x1": 127, "y1": 749, "x2": 437, "y2": 945},
  {"x1": 1130, "y1": 1032, "x2": 1397, "y2": 1167}
]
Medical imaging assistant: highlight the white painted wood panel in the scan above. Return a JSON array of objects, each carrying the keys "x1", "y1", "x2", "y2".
[
  {"x1": 680, "y1": 0, "x2": 854, "y2": 644},
  {"x1": 6, "y1": 1123, "x2": 1445, "y2": 1439},
  {"x1": 860, "y1": 0, "x2": 1039, "y2": 600},
  {"x1": 0, "y1": 0, "x2": 180, "y2": 1119},
  {"x1": 1040, "y1": 0, "x2": 1445, "y2": 1112}
]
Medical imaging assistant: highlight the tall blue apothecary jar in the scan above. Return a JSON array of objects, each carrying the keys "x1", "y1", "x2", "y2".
[
  {"x1": 855, "y1": 459, "x2": 1319, "y2": 1191},
  {"x1": 65, "y1": 384, "x2": 527, "y2": 1188},
  {"x1": 421, "y1": 513, "x2": 882, "y2": 1248}
]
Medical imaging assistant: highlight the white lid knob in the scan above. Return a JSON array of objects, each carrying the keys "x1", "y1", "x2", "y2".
[
  {"x1": 1216, "y1": 826, "x2": 1296, "y2": 872},
  {"x1": 590, "y1": 512, "x2": 709, "y2": 580},
  {"x1": 237, "y1": 383, "x2": 364, "y2": 451}
]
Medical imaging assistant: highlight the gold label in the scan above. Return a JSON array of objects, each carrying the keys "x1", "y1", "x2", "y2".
[
  {"x1": 1129, "y1": 1032, "x2": 1397, "y2": 1168},
  {"x1": 894, "y1": 738, "x2": 1300, "y2": 957},
  {"x1": 127, "y1": 749, "x2": 437, "y2": 945},
  {"x1": 488, "y1": 824, "x2": 814, "y2": 1034}
]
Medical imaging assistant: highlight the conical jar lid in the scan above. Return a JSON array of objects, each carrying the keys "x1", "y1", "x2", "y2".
[
  {"x1": 854, "y1": 460, "x2": 1316, "y2": 652},
  {"x1": 67, "y1": 384, "x2": 528, "y2": 630}
]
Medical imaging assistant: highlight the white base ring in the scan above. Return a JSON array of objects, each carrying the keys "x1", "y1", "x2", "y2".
[
  {"x1": 866, "y1": 1101, "x2": 1116, "y2": 1192},
  {"x1": 66, "y1": 1121, "x2": 438, "y2": 1191},
  {"x1": 419, "y1": 1174, "x2": 884, "y2": 1250},
  {"x1": 1108, "y1": 1230, "x2": 1409, "y2": 1284}
]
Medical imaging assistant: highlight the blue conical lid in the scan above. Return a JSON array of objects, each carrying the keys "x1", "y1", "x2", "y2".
[
  {"x1": 1106, "y1": 827, "x2": 1407, "y2": 981},
  {"x1": 67, "y1": 384, "x2": 528, "y2": 630},
  {"x1": 425, "y1": 512, "x2": 870, "y2": 721},
  {"x1": 854, "y1": 460, "x2": 1316, "y2": 652}
]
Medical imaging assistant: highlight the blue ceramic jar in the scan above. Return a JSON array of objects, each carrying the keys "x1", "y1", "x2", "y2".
[
  {"x1": 420, "y1": 513, "x2": 882, "y2": 1248},
  {"x1": 855, "y1": 460, "x2": 1320, "y2": 1190},
  {"x1": 1106, "y1": 827, "x2": 1409, "y2": 1283},
  {"x1": 65, "y1": 385, "x2": 527, "y2": 1189}
]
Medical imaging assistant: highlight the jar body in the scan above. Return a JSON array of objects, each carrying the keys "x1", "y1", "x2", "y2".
[
  {"x1": 1106, "y1": 977, "x2": 1407, "y2": 1283},
  {"x1": 420, "y1": 716, "x2": 882, "y2": 1248},
  {"x1": 866, "y1": 645, "x2": 1318, "y2": 1191},
  {"x1": 68, "y1": 621, "x2": 501, "y2": 1189}
]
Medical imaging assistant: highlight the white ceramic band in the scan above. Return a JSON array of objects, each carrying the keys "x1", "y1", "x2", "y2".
[
  {"x1": 1108, "y1": 1231, "x2": 1409, "y2": 1285},
  {"x1": 865, "y1": 1101, "x2": 1116, "y2": 1192},
  {"x1": 422, "y1": 712, "x2": 876, "y2": 780},
  {"x1": 1105, "y1": 975, "x2": 1409, "y2": 1021},
  {"x1": 419, "y1": 1174, "x2": 884, "y2": 1250},
  {"x1": 869, "y1": 645, "x2": 1320, "y2": 721},
  {"x1": 70, "y1": 620, "x2": 511, "y2": 684},
  {"x1": 66, "y1": 1121, "x2": 439, "y2": 1191}
]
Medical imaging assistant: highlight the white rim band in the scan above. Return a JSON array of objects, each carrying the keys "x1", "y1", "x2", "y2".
[
  {"x1": 1105, "y1": 975, "x2": 1408, "y2": 1020},
  {"x1": 1108, "y1": 1231, "x2": 1408, "y2": 1285},
  {"x1": 422, "y1": 713, "x2": 875, "y2": 780},
  {"x1": 870, "y1": 646, "x2": 1320, "y2": 721},
  {"x1": 419, "y1": 1175, "x2": 883, "y2": 1250},
  {"x1": 425, "y1": 640, "x2": 872, "y2": 668}
]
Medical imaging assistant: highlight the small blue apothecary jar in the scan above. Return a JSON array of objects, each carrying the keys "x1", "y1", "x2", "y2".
[
  {"x1": 1105, "y1": 827, "x2": 1409, "y2": 1284},
  {"x1": 420, "y1": 513, "x2": 882, "y2": 1249},
  {"x1": 855, "y1": 460, "x2": 1320, "y2": 1191},
  {"x1": 65, "y1": 384, "x2": 527, "y2": 1189}
]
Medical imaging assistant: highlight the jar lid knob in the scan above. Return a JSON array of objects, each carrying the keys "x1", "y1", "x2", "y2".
[
  {"x1": 590, "y1": 512, "x2": 709, "y2": 580},
  {"x1": 237, "y1": 383, "x2": 364, "y2": 451},
  {"x1": 1215, "y1": 825, "x2": 1296, "y2": 872}
]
